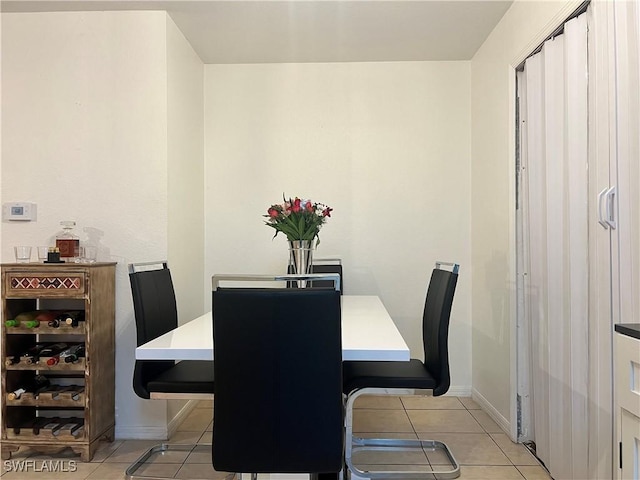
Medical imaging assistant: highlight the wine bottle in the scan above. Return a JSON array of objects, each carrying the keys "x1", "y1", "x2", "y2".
[
  {"x1": 32, "y1": 343, "x2": 68, "y2": 363},
  {"x1": 62, "y1": 311, "x2": 85, "y2": 327},
  {"x1": 7, "y1": 311, "x2": 57, "y2": 329},
  {"x1": 47, "y1": 343, "x2": 83, "y2": 365},
  {"x1": 62, "y1": 344, "x2": 85, "y2": 363},
  {"x1": 46, "y1": 310, "x2": 66, "y2": 327},
  {"x1": 11, "y1": 343, "x2": 48, "y2": 365},
  {"x1": 34, "y1": 311, "x2": 57, "y2": 325},
  {"x1": 54, "y1": 311, "x2": 84, "y2": 327},
  {"x1": 5, "y1": 355, "x2": 20, "y2": 366},
  {"x1": 6, "y1": 345, "x2": 44, "y2": 365},
  {"x1": 7, "y1": 375, "x2": 50, "y2": 400},
  {"x1": 27, "y1": 310, "x2": 60, "y2": 328},
  {"x1": 5, "y1": 311, "x2": 37, "y2": 328},
  {"x1": 46, "y1": 354, "x2": 61, "y2": 366}
]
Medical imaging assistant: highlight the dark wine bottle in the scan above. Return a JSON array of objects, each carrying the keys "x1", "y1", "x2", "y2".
[
  {"x1": 55, "y1": 311, "x2": 84, "y2": 327},
  {"x1": 46, "y1": 354, "x2": 61, "y2": 366},
  {"x1": 5, "y1": 355, "x2": 20, "y2": 366},
  {"x1": 62, "y1": 344, "x2": 85, "y2": 363},
  {"x1": 9, "y1": 343, "x2": 47, "y2": 365},
  {"x1": 33, "y1": 343, "x2": 68, "y2": 363},
  {"x1": 8, "y1": 374, "x2": 50, "y2": 400},
  {"x1": 34, "y1": 311, "x2": 58, "y2": 325},
  {"x1": 47, "y1": 343, "x2": 83, "y2": 365},
  {"x1": 42, "y1": 312, "x2": 63, "y2": 328},
  {"x1": 63, "y1": 311, "x2": 85, "y2": 328}
]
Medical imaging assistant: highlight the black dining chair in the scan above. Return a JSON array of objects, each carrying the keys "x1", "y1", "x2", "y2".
[
  {"x1": 129, "y1": 261, "x2": 214, "y2": 399},
  {"x1": 287, "y1": 257, "x2": 344, "y2": 294},
  {"x1": 211, "y1": 274, "x2": 344, "y2": 477},
  {"x1": 125, "y1": 261, "x2": 214, "y2": 480},
  {"x1": 342, "y1": 261, "x2": 461, "y2": 479}
]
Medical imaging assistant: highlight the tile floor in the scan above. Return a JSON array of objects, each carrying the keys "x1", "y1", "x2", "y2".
[{"x1": 0, "y1": 396, "x2": 552, "y2": 480}]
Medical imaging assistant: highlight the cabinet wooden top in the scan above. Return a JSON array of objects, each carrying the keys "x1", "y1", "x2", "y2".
[{"x1": 1, "y1": 262, "x2": 117, "y2": 270}]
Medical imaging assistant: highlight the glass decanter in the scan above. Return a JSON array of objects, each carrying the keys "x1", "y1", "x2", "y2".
[{"x1": 56, "y1": 221, "x2": 80, "y2": 259}]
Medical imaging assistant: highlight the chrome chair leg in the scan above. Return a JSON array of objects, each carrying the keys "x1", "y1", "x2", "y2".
[
  {"x1": 344, "y1": 388, "x2": 461, "y2": 480},
  {"x1": 126, "y1": 443, "x2": 231, "y2": 480}
]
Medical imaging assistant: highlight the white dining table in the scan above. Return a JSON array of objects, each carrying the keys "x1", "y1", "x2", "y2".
[{"x1": 135, "y1": 295, "x2": 410, "y2": 362}]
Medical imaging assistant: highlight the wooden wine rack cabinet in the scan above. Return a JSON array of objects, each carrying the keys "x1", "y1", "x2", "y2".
[{"x1": 1, "y1": 262, "x2": 116, "y2": 461}]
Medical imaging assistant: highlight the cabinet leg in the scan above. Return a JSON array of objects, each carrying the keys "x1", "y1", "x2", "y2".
[
  {"x1": 71, "y1": 445, "x2": 91, "y2": 462},
  {"x1": 1, "y1": 445, "x2": 19, "y2": 460},
  {"x1": 101, "y1": 426, "x2": 115, "y2": 442}
]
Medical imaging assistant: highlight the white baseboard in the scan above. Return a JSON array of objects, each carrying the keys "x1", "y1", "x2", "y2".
[
  {"x1": 445, "y1": 385, "x2": 472, "y2": 397},
  {"x1": 115, "y1": 424, "x2": 168, "y2": 440},
  {"x1": 115, "y1": 400, "x2": 198, "y2": 440},
  {"x1": 471, "y1": 388, "x2": 511, "y2": 436},
  {"x1": 370, "y1": 385, "x2": 472, "y2": 397}
]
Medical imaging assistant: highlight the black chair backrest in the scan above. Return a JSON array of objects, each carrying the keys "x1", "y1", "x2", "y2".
[
  {"x1": 287, "y1": 263, "x2": 344, "y2": 294},
  {"x1": 212, "y1": 287, "x2": 343, "y2": 473},
  {"x1": 129, "y1": 265, "x2": 179, "y2": 345},
  {"x1": 129, "y1": 263, "x2": 178, "y2": 399},
  {"x1": 422, "y1": 266, "x2": 458, "y2": 396}
]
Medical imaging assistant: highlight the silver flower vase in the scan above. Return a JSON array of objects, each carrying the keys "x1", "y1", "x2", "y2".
[{"x1": 288, "y1": 240, "x2": 314, "y2": 288}]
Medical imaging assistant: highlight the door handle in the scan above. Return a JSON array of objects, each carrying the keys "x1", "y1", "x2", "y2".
[
  {"x1": 598, "y1": 187, "x2": 609, "y2": 229},
  {"x1": 605, "y1": 186, "x2": 616, "y2": 229}
]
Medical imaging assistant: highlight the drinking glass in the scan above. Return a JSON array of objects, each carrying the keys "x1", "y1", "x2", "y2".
[
  {"x1": 83, "y1": 246, "x2": 97, "y2": 264},
  {"x1": 14, "y1": 246, "x2": 32, "y2": 263},
  {"x1": 37, "y1": 246, "x2": 49, "y2": 262}
]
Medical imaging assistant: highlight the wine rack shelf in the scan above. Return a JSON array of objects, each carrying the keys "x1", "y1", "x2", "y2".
[
  {"x1": 5, "y1": 323, "x2": 86, "y2": 334},
  {"x1": 1, "y1": 263, "x2": 116, "y2": 462},
  {"x1": 7, "y1": 417, "x2": 85, "y2": 441},
  {"x1": 6, "y1": 385, "x2": 85, "y2": 407},
  {"x1": 5, "y1": 358, "x2": 86, "y2": 371}
]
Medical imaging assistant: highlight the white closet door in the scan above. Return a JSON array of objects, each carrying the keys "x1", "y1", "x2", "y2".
[
  {"x1": 520, "y1": 13, "x2": 589, "y2": 480},
  {"x1": 586, "y1": 1, "x2": 615, "y2": 478}
]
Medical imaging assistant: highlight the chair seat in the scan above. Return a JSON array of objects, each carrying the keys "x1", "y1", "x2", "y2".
[
  {"x1": 343, "y1": 359, "x2": 437, "y2": 395},
  {"x1": 147, "y1": 360, "x2": 214, "y2": 394}
]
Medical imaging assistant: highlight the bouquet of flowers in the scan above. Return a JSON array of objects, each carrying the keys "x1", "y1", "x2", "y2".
[{"x1": 265, "y1": 195, "x2": 333, "y2": 245}]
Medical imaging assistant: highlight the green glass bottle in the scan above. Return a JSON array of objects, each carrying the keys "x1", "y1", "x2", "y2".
[{"x1": 5, "y1": 311, "x2": 38, "y2": 328}]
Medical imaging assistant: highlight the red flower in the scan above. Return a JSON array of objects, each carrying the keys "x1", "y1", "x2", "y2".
[
  {"x1": 291, "y1": 198, "x2": 302, "y2": 213},
  {"x1": 267, "y1": 207, "x2": 280, "y2": 218},
  {"x1": 305, "y1": 202, "x2": 314, "y2": 213},
  {"x1": 322, "y1": 207, "x2": 332, "y2": 217}
]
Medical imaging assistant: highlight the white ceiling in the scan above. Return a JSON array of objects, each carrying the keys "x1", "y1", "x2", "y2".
[{"x1": 1, "y1": 1, "x2": 513, "y2": 63}]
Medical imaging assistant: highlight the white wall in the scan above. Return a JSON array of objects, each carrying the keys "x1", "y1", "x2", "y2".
[
  {"x1": 204, "y1": 61, "x2": 473, "y2": 393},
  {"x1": 0, "y1": 10, "x2": 186, "y2": 438},
  {"x1": 470, "y1": 0, "x2": 584, "y2": 434},
  {"x1": 165, "y1": 15, "x2": 205, "y2": 427}
]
